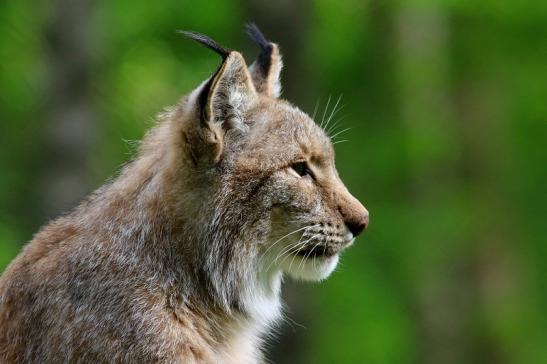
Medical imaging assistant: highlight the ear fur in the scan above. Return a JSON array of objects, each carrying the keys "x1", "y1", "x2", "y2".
[
  {"x1": 203, "y1": 52, "x2": 257, "y2": 130},
  {"x1": 246, "y1": 23, "x2": 283, "y2": 98}
]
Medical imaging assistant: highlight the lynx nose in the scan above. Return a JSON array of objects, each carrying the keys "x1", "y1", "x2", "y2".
[
  {"x1": 345, "y1": 213, "x2": 369, "y2": 238},
  {"x1": 336, "y1": 187, "x2": 369, "y2": 238}
]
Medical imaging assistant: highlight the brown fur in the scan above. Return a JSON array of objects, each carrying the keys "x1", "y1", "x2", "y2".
[{"x1": 0, "y1": 27, "x2": 368, "y2": 363}]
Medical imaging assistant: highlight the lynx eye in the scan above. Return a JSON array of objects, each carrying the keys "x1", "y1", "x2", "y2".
[{"x1": 291, "y1": 161, "x2": 311, "y2": 178}]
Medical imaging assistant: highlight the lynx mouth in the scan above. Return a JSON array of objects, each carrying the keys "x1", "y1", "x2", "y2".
[{"x1": 294, "y1": 245, "x2": 337, "y2": 259}]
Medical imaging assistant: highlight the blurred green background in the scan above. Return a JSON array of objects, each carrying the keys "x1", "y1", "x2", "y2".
[{"x1": 1, "y1": 0, "x2": 546, "y2": 363}]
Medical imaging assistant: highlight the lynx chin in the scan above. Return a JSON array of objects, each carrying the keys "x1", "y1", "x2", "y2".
[{"x1": 0, "y1": 24, "x2": 369, "y2": 363}]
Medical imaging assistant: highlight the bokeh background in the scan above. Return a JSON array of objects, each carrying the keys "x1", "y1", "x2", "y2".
[{"x1": 1, "y1": 0, "x2": 546, "y2": 363}]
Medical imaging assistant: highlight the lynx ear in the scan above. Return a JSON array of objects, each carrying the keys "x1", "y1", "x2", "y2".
[
  {"x1": 246, "y1": 23, "x2": 283, "y2": 98},
  {"x1": 181, "y1": 31, "x2": 257, "y2": 162},
  {"x1": 202, "y1": 52, "x2": 257, "y2": 129}
]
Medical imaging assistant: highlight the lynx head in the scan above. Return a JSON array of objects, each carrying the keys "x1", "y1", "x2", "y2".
[{"x1": 163, "y1": 25, "x2": 368, "y2": 312}]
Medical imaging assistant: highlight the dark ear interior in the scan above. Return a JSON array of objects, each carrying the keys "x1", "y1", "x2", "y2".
[{"x1": 246, "y1": 23, "x2": 283, "y2": 98}]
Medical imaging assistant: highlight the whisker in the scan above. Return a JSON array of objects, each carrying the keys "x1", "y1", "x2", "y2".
[
  {"x1": 265, "y1": 226, "x2": 315, "y2": 272},
  {"x1": 273, "y1": 230, "x2": 315, "y2": 266},
  {"x1": 320, "y1": 95, "x2": 331, "y2": 129},
  {"x1": 316, "y1": 243, "x2": 330, "y2": 270},
  {"x1": 323, "y1": 94, "x2": 343, "y2": 132},
  {"x1": 297, "y1": 235, "x2": 321, "y2": 271},
  {"x1": 297, "y1": 235, "x2": 325, "y2": 273},
  {"x1": 286, "y1": 233, "x2": 322, "y2": 272},
  {"x1": 258, "y1": 225, "x2": 311, "y2": 265},
  {"x1": 326, "y1": 115, "x2": 348, "y2": 136},
  {"x1": 330, "y1": 127, "x2": 351, "y2": 140},
  {"x1": 271, "y1": 233, "x2": 307, "y2": 267},
  {"x1": 311, "y1": 99, "x2": 320, "y2": 121},
  {"x1": 278, "y1": 235, "x2": 316, "y2": 272}
]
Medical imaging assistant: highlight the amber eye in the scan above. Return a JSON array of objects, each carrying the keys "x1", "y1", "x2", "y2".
[{"x1": 291, "y1": 161, "x2": 311, "y2": 177}]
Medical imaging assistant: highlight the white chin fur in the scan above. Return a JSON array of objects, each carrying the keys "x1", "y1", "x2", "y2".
[{"x1": 282, "y1": 254, "x2": 339, "y2": 281}]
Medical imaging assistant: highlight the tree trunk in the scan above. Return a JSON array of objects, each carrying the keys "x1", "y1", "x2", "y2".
[{"x1": 41, "y1": 0, "x2": 95, "y2": 219}]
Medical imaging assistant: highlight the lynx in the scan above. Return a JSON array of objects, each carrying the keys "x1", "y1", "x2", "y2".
[{"x1": 0, "y1": 25, "x2": 369, "y2": 363}]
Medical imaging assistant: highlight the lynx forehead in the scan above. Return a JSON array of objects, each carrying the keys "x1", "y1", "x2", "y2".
[{"x1": 0, "y1": 24, "x2": 369, "y2": 363}]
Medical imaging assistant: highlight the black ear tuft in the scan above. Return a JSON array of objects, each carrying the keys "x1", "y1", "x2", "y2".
[
  {"x1": 178, "y1": 30, "x2": 230, "y2": 59},
  {"x1": 245, "y1": 23, "x2": 273, "y2": 77},
  {"x1": 179, "y1": 30, "x2": 232, "y2": 120},
  {"x1": 246, "y1": 23, "x2": 272, "y2": 52},
  {"x1": 245, "y1": 23, "x2": 283, "y2": 97}
]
